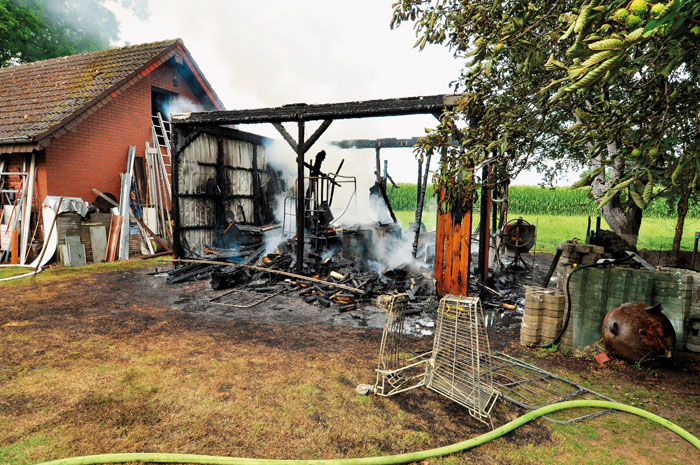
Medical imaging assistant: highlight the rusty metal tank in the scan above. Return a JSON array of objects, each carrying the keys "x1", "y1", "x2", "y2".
[{"x1": 601, "y1": 302, "x2": 676, "y2": 363}]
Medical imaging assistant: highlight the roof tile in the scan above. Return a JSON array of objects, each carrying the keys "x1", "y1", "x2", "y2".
[{"x1": 0, "y1": 39, "x2": 178, "y2": 141}]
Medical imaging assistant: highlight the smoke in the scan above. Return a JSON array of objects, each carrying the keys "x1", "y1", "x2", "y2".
[
  {"x1": 19, "y1": 0, "x2": 150, "y2": 51},
  {"x1": 259, "y1": 140, "x2": 429, "y2": 271},
  {"x1": 165, "y1": 96, "x2": 206, "y2": 118}
]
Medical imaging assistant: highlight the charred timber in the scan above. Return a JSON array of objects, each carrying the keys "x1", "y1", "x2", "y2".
[
  {"x1": 196, "y1": 161, "x2": 271, "y2": 174},
  {"x1": 175, "y1": 193, "x2": 256, "y2": 200},
  {"x1": 172, "y1": 126, "x2": 271, "y2": 158},
  {"x1": 330, "y1": 137, "x2": 420, "y2": 149},
  {"x1": 171, "y1": 95, "x2": 458, "y2": 126}
]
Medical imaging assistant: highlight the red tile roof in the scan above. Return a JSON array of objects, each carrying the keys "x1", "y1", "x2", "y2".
[{"x1": 0, "y1": 39, "x2": 222, "y2": 148}]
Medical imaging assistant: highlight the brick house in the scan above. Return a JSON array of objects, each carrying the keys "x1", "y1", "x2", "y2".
[{"x1": 0, "y1": 39, "x2": 224, "y2": 209}]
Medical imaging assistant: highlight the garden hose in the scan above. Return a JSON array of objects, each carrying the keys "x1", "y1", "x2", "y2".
[{"x1": 34, "y1": 399, "x2": 700, "y2": 465}]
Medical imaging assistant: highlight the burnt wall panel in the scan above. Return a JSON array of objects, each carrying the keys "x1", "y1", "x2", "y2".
[{"x1": 174, "y1": 129, "x2": 271, "y2": 257}]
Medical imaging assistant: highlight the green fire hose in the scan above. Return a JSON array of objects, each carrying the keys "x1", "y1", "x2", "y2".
[{"x1": 34, "y1": 400, "x2": 700, "y2": 465}]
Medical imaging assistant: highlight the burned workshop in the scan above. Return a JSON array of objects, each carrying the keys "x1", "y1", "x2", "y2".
[{"x1": 166, "y1": 95, "x2": 478, "y2": 314}]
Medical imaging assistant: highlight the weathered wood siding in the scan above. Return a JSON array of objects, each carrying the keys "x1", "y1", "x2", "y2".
[{"x1": 175, "y1": 131, "x2": 269, "y2": 256}]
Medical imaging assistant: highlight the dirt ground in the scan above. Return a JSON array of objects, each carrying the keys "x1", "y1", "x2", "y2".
[{"x1": 1, "y1": 261, "x2": 699, "y2": 465}]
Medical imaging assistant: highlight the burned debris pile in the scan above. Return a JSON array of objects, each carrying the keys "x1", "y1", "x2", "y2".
[{"x1": 166, "y1": 238, "x2": 437, "y2": 315}]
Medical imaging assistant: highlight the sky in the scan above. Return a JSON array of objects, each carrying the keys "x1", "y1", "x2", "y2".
[{"x1": 104, "y1": 0, "x2": 574, "y2": 186}]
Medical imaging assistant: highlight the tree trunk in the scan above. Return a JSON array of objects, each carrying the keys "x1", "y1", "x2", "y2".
[
  {"x1": 671, "y1": 182, "x2": 692, "y2": 263},
  {"x1": 589, "y1": 140, "x2": 643, "y2": 248}
]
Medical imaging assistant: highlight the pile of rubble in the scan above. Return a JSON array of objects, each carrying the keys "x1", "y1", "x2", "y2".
[{"x1": 166, "y1": 241, "x2": 437, "y2": 315}]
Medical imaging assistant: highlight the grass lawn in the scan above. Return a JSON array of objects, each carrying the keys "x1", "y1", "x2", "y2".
[
  {"x1": 1, "y1": 266, "x2": 698, "y2": 465},
  {"x1": 0, "y1": 257, "x2": 169, "y2": 286},
  {"x1": 394, "y1": 211, "x2": 700, "y2": 254}
]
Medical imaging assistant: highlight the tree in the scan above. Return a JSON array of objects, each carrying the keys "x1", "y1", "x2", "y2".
[
  {"x1": 392, "y1": 0, "x2": 700, "y2": 248},
  {"x1": 0, "y1": 0, "x2": 149, "y2": 67}
]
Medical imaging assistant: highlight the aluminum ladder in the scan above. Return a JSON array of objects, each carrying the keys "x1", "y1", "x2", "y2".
[{"x1": 150, "y1": 112, "x2": 172, "y2": 200}]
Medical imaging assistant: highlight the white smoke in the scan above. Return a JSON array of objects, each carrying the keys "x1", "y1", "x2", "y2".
[
  {"x1": 166, "y1": 96, "x2": 206, "y2": 118},
  {"x1": 259, "y1": 140, "x2": 428, "y2": 270}
]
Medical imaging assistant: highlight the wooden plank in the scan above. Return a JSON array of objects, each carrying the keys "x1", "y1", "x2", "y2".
[
  {"x1": 169, "y1": 259, "x2": 366, "y2": 294},
  {"x1": 459, "y1": 210, "x2": 472, "y2": 296},
  {"x1": 89, "y1": 226, "x2": 107, "y2": 263},
  {"x1": 451, "y1": 222, "x2": 462, "y2": 294},
  {"x1": 434, "y1": 211, "x2": 445, "y2": 296},
  {"x1": 443, "y1": 210, "x2": 453, "y2": 295}
]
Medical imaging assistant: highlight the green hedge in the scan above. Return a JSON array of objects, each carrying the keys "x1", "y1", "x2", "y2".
[{"x1": 390, "y1": 184, "x2": 699, "y2": 218}]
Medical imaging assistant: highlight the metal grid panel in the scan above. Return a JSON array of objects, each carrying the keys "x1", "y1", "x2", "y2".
[
  {"x1": 487, "y1": 352, "x2": 615, "y2": 424},
  {"x1": 373, "y1": 294, "x2": 430, "y2": 397},
  {"x1": 426, "y1": 295, "x2": 499, "y2": 426}
]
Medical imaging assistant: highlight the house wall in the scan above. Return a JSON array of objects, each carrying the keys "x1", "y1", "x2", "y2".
[{"x1": 43, "y1": 59, "x2": 202, "y2": 203}]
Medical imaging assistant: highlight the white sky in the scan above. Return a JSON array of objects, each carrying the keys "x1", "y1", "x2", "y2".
[{"x1": 105, "y1": 0, "x2": 574, "y2": 185}]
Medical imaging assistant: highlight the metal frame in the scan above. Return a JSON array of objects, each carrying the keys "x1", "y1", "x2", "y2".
[
  {"x1": 367, "y1": 294, "x2": 615, "y2": 428},
  {"x1": 487, "y1": 352, "x2": 615, "y2": 424},
  {"x1": 373, "y1": 293, "x2": 431, "y2": 397},
  {"x1": 425, "y1": 295, "x2": 500, "y2": 427}
]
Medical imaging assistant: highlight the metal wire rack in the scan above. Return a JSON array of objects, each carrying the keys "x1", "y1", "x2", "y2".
[
  {"x1": 425, "y1": 295, "x2": 500, "y2": 427},
  {"x1": 366, "y1": 294, "x2": 614, "y2": 428},
  {"x1": 486, "y1": 352, "x2": 615, "y2": 424},
  {"x1": 373, "y1": 293, "x2": 431, "y2": 397}
]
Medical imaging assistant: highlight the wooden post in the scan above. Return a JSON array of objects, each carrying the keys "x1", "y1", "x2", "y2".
[
  {"x1": 434, "y1": 190, "x2": 446, "y2": 296},
  {"x1": 451, "y1": 222, "x2": 462, "y2": 292},
  {"x1": 10, "y1": 229, "x2": 18, "y2": 264},
  {"x1": 693, "y1": 232, "x2": 699, "y2": 270},
  {"x1": 296, "y1": 121, "x2": 305, "y2": 274},
  {"x1": 443, "y1": 210, "x2": 454, "y2": 294},
  {"x1": 459, "y1": 209, "x2": 472, "y2": 296},
  {"x1": 478, "y1": 164, "x2": 490, "y2": 282}
]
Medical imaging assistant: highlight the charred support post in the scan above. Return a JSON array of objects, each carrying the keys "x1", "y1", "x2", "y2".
[
  {"x1": 251, "y1": 145, "x2": 262, "y2": 225},
  {"x1": 215, "y1": 136, "x2": 226, "y2": 226},
  {"x1": 171, "y1": 128, "x2": 182, "y2": 258},
  {"x1": 477, "y1": 165, "x2": 490, "y2": 282},
  {"x1": 273, "y1": 120, "x2": 334, "y2": 274},
  {"x1": 296, "y1": 121, "x2": 305, "y2": 273},
  {"x1": 412, "y1": 153, "x2": 432, "y2": 258}
]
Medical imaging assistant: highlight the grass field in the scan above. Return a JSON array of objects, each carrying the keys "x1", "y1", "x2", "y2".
[
  {"x1": 394, "y1": 211, "x2": 700, "y2": 254},
  {"x1": 391, "y1": 184, "x2": 700, "y2": 218}
]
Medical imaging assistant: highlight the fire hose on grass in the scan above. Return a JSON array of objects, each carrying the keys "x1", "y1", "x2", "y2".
[{"x1": 33, "y1": 399, "x2": 700, "y2": 465}]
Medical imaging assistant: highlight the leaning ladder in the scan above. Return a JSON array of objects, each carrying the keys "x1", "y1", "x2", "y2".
[
  {"x1": 151, "y1": 112, "x2": 172, "y2": 201},
  {"x1": 0, "y1": 159, "x2": 30, "y2": 263}
]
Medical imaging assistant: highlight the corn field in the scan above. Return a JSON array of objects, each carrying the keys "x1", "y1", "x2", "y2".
[{"x1": 390, "y1": 184, "x2": 700, "y2": 218}]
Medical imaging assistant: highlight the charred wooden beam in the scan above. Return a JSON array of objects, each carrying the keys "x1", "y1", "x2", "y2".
[
  {"x1": 176, "y1": 193, "x2": 255, "y2": 200},
  {"x1": 296, "y1": 121, "x2": 305, "y2": 274},
  {"x1": 272, "y1": 122, "x2": 298, "y2": 152},
  {"x1": 196, "y1": 161, "x2": 270, "y2": 174},
  {"x1": 330, "y1": 137, "x2": 420, "y2": 149},
  {"x1": 172, "y1": 95, "x2": 458, "y2": 125},
  {"x1": 177, "y1": 223, "x2": 261, "y2": 230},
  {"x1": 302, "y1": 119, "x2": 332, "y2": 154}
]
